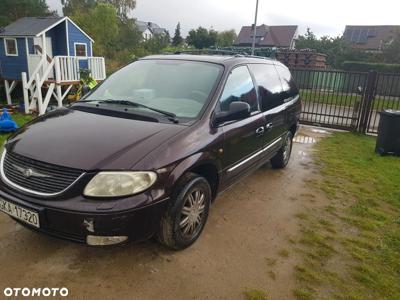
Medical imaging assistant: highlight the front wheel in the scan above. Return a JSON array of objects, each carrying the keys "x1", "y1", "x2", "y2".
[
  {"x1": 157, "y1": 173, "x2": 211, "y2": 250},
  {"x1": 270, "y1": 132, "x2": 293, "y2": 169}
]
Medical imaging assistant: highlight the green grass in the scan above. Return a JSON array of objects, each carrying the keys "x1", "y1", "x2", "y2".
[
  {"x1": 300, "y1": 89, "x2": 400, "y2": 110},
  {"x1": 244, "y1": 288, "x2": 268, "y2": 300},
  {"x1": 292, "y1": 132, "x2": 400, "y2": 299},
  {"x1": 0, "y1": 113, "x2": 34, "y2": 146},
  {"x1": 278, "y1": 249, "x2": 290, "y2": 258}
]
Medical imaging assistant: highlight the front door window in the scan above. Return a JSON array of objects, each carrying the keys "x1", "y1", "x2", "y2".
[{"x1": 219, "y1": 66, "x2": 259, "y2": 113}]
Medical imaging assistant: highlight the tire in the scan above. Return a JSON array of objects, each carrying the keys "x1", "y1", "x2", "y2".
[
  {"x1": 157, "y1": 173, "x2": 211, "y2": 250},
  {"x1": 270, "y1": 132, "x2": 293, "y2": 169}
]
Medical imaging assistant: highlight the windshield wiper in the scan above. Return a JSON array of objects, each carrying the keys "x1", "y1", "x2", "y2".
[{"x1": 82, "y1": 99, "x2": 179, "y2": 123}]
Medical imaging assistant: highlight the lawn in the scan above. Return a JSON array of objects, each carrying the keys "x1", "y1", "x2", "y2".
[
  {"x1": 292, "y1": 133, "x2": 400, "y2": 299},
  {"x1": 300, "y1": 89, "x2": 400, "y2": 111},
  {"x1": 0, "y1": 113, "x2": 34, "y2": 146}
]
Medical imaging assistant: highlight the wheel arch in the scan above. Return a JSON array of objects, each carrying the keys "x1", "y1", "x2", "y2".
[{"x1": 168, "y1": 152, "x2": 221, "y2": 202}]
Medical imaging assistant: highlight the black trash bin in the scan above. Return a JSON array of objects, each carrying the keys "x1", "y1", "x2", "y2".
[{"x1": 375, "y1": 109, "x2": 400, "y2": 155}]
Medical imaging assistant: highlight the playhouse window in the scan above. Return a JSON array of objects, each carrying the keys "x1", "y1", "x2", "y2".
[
  {"x1": 4, "y1": 38, "x2": 18, "y2": 56},
  {"x1": 74, "y1": 43, "x2": 87, "y2": 57}
]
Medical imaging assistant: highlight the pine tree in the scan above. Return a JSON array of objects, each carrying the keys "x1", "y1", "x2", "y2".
[{"x1": 172, "y1": 22, "x2": 183, "y2": 46}]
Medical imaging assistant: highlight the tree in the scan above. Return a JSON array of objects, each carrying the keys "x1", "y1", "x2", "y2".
[
  {"x1": 186, "y1": 27, "x2": 217, "y2": 49},
  {"x1": 295, "y1": 28, "x2": 373, "y2": 68},
  {"x1": 69, "y1": 3, "x2": 119, "y2": 58},
  {"x1": 0, "y1": 0, "x2": 56, "y2": 27},
  {"x1": 216, "y1": 30, "x2": 237, "y2": 47},
  {"x1": 104, "y1": 0, "x2": 136, "y2": 18},
  {"x1": 172, "y1": 22, "x2": 183, "y2": 46},
  {"x1": 295, "y1": 27, "x2": 317, "y2": 50},
  {"x1": 61, "y1": 0, "x2": 96, "y2": 17},
  {"x1": 62, "y1": 0, "x2": 135, "y2": 19},
  {"x1": 143, "y1": 33, "x2": 170, "y2": 53}
]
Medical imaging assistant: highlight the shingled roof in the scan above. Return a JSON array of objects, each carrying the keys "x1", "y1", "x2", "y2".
[
  {"x1": 135, "y1": 20, "x2": 167, "y2": 35},
  {"x1": 234, "y1": 25, "x2": 298, "y2": 48},
  {"x1": 0, "y1": 17, "x2": 63, "y2": 37},
  {"x1": 343, "y1": 25, "x2": 400, "y2": 50}
]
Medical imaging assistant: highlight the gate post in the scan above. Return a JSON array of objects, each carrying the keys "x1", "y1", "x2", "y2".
[{"x1": 358, "y1": 71, "x2": 377, "y2": 134}]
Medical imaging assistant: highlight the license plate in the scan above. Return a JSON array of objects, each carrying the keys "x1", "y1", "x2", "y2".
[{"x1": 0, "y1": 198, "x2": 40, "y2": 228}]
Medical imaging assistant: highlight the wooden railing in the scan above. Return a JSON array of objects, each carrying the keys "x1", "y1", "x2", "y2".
[
  {"x1": 88, "y1": 57, "x2": 106, "y2": 81},
  {"x1": 22, "y1": 55, "x2": 106, "y2": 116},
  {"x1": 54, "y1": 56, "x2": 106, "y2": 82}
]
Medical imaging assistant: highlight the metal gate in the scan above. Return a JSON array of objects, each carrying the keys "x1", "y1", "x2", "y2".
[
  {"x1": 291, "y1": 69, "x2": 400, "y2": 134},
  {"x1": 365, "y1": 72, "x2": 400, "y2": 134}
]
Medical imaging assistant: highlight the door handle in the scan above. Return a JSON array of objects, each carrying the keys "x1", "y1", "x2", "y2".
[
  {"x1": 265, "y1": 123, "x2": 273, "y2": 130},
  {"x1": 256, "y1": 126, "x2": 265, "y2": 135}
]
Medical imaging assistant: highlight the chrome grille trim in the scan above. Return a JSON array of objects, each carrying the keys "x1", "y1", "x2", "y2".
[{"x1": 0, "y1": 149, "x2": 86, "y2": 197}]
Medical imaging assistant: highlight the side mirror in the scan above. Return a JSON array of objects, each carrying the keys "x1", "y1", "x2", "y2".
[{"x1": 214, "y1": 101, "x2": 251, "y2": 125}]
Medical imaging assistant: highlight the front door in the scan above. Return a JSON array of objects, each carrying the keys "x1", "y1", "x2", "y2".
[{"x1": 218, "y1": 65, "x2": 265, "y2": 184}]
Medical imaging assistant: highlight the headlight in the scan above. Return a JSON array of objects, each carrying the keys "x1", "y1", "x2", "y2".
[{"x1": 84, "y1": 171, "x2": 157, "y2": 197}]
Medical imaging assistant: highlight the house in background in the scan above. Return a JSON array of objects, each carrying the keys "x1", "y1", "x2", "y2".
[
  {"x1": 234, "y1": 25, "x2": 298, "y2": 49},
  {"x1": 0, "y1": 16, "x2": 106, "y2": 114},
  {"x1": 343, "y1": 25, "x2": 400, "y2": 51},
  {"x1": 136, "y1": 21, "x2": 168, "y2": 41}
]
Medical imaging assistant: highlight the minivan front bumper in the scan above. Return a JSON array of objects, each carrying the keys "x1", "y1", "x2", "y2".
[{"x1": 0, "y1": 188, "x2": 168, "y2": 245}]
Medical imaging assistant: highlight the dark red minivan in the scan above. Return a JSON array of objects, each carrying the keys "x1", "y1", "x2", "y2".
[{"x1": 0, "y1": 54, "x2": 301, "y2": 249}]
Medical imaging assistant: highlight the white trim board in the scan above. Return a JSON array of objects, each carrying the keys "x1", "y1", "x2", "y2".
[
  {"x1": 35, "y1": 17, "x2": 67, "y2": 38},
  {"x1": 74, "y1": 42, "x2": 87, "y2": 57},
  {"x1": 66, "y1": 20, "x2": 70, "y2": 56},
  {"x1": 35, "y1": 17, "x2": 94, "y2": 43},
  {"x1": 64, "y1": 18, "x2": 94, "y2": 42},
  {"x1": 4, "y1": 38, "x2": 18, "y2": 56}
]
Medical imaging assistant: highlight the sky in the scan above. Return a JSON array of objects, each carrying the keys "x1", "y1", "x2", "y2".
[{"x1": 47, "y1": 0, "x2": 400, "y2": 37}]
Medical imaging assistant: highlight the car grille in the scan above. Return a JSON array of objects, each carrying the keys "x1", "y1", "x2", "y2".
[{"x1": 1, "y1": 150, "x2": 84, "y2": 195}]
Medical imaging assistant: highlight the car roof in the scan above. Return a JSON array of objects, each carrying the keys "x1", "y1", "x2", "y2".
[{"x1": 141, "y1": 54, "x2": 281, "y2": 68}]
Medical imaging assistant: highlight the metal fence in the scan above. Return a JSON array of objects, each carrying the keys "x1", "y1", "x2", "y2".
[{"x1": 291, "y1": 68, "x2": 400, "y2": 134}]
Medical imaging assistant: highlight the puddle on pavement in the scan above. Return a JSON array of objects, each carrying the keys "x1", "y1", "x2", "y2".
[
  {"x1": 298, "y1": 150, "x2": 308, "y2": 159},
  {"x1": 293, "y1": 135, "x2": 316, "y2": 144},
  {"x1": 311, "y1": 128, "x2": 330, "y2": 134}
]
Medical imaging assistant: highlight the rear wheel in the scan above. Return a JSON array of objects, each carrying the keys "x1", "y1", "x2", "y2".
[
  {"x1": 270, "y1": 132, "x2": 293, "y2": 169},
  {"x1": 157, "y1": 173, "x2": 211, "y2": 250}
]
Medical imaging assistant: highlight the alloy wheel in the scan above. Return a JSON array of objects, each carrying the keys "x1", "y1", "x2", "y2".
[
  {"x1": 283, "y1": 134, "x2": 292, "y2": 164},
  {"x1": 179, "y1": 189, "x2": 206, "y2": 237}
]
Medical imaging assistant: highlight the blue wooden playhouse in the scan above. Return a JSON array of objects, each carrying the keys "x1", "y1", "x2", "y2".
[{"x1": 0, "y1": 17, "x2": 106, "y2": 114}]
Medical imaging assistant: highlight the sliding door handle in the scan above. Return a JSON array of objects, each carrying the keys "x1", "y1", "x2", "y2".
[
  {"x1": 255, "y1": 126, "x2": 265, "y2": 135},
  {"x1": 265, "y1": 123, "x2": 273, "y2": 130}
]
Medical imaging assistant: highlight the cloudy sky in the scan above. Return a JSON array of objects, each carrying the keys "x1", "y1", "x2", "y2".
[{"x1": 47, "y1": 0, "x2": 399, "y2": 37}]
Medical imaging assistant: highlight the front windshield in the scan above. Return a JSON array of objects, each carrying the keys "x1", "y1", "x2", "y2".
[{"x1": 82, "y1": 59, "x2": 223, "y2": 120}]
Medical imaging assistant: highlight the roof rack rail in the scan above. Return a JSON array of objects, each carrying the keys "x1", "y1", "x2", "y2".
[
  {"x1": 171, "y1": 49, "x2": 248, "y2": 56},
  {"x1": 164, "y1": 49, "x2": 275, "y2": 61}
]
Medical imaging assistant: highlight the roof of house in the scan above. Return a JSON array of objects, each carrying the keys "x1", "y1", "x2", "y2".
[
  {"x1": 0, "y1": 16, "x2": 94, "y2": 42},
  {"x1": 343, "y1": 25, "x2": 400, "y2": 50},
  {"x1": 234, "y1": 25, "x2": 298, "y2": 47},
  {"x1": 135, "y1": 20, "x2": 167, "y2": 35},
  {"x1": 0, "y1": 17, "x2": 63, "y2": 36},
  {"x1": 136, "y1": 20, "x2": 150, "y2": 32}
]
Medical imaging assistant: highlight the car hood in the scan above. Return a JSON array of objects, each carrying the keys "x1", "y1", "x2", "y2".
[{"x1": 6, "y1": 108, "x2": 187, "y2": 170}]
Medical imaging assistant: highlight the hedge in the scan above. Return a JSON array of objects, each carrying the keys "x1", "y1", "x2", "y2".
[{"x1": 342, "y1": 61, "x2": 400, "y2": 73}]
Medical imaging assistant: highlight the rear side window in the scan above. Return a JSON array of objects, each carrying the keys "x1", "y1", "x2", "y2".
[
  {"x1": 219, "y1": 66, "x2": 258, "y2": 112},
  {"x1": 275, "y1": 65, "x2": 299, "y2": 98},
  {"x1": 248, "y1": 64, "x2": 283, "y2": 111}
]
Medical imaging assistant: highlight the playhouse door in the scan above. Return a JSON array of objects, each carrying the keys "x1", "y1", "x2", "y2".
[
  {"x1": 33, "y1": 37, "x2": 54, "y2": 79},
  {"x1": 33, "y1": 37, "x2": 53, "y2": 58}
]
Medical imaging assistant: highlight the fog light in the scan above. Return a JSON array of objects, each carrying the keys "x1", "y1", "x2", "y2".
[{"x1": 86, "y1": 235, "x2": 128, "y2": 246}]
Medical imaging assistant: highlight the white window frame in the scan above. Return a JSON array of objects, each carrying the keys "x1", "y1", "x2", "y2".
[
  {"x1": 74, "y1": 42, "x2": 87, "y2": 57},
  {"x1": 4, "y1": 38, "x2": 18, "y2": 56}
]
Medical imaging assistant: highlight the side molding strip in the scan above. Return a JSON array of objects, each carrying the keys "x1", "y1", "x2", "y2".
[{"x1": 227, "y1": 137, "x2": 282, "y2": 173}]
